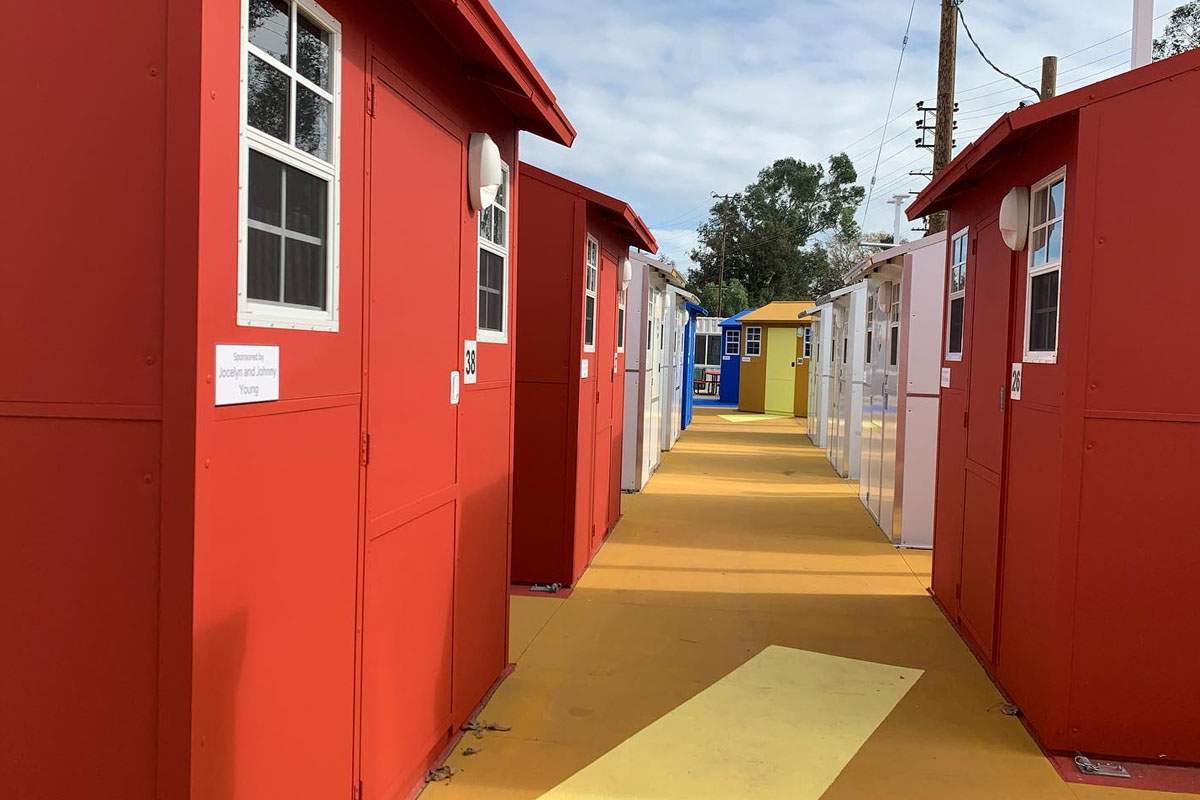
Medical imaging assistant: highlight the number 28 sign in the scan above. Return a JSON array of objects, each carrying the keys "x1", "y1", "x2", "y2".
[{"x1": 1010, "y1": 362, "x2": 1023, "y2": 401}]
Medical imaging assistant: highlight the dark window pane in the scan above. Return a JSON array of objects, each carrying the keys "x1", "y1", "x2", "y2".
[
  {"x1": 249, "y1": 0, "x2": 290, "y2": 65},
  {"x1": 890, "y1": 325, "x2": 900, "y2": 366},
  {"x1": 866, "y1": 330, "x2": 873, "y2": 363},
  {"x1": 618, "y1": 308, "x2": 626, "y2": 347},
  {"x1": 585, "y1": 296, "x2": 596, "y2": 346},
  {"x1": 248, "y1": 150, "x2": 282, "y2": 225},
  {"x1": 1029, "y1": 271, "x2": 1060, "y2": 352},
  {"x1": 948, "y1": 297, "x2": 964, "y2": 354},
  {"x1": 248, "y1": 54, "x2": 289, "y2": 141},
  {"x1": 283, "y1": 238, "x2": 326, "y2": 308},
  {"x1": 284, "y1": 166, "x2": 327, "y2": 237},
  {"x1": 480, "y1": 249, "x2": 504, "y2": 292},
  {"x1": 297, "y1": 12, "x2": 331, "y2": 89},
  {"x1": 296, "y1": 85, "x2": 332, "y2": 162},
  {"x1": 481, "y1": 289, "x2": 503, "y2": 332},
  {"x1": 248, "y1": 228, "x2": 282, "y2": 302}
]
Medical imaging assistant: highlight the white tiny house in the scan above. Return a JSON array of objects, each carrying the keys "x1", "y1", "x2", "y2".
[{"x1": 622, "y1": 252, "x2": 687, "y2": 491}]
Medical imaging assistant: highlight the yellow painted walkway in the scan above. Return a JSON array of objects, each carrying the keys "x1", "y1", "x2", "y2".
[{"x1": 426, "y1": 409, "x2": 1191, "y2": 800}]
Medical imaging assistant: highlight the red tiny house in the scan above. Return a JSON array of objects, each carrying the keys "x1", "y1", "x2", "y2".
[
  {"x1": 1, "y1": 2, "x2": 572, "y2": 799},
  {"x1": 511, "y1": 165, "x2": 656, "y2": 587},
  {"x1": 910, "y1": 51, "x2": 1200, "y2": 766}
]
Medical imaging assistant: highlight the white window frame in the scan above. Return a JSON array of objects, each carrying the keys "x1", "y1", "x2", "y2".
[
  {"x1": 1023, "y1": 168, "x2": 1067, "y2": 364},
  {"x1": 945, "y1": 227, "x2": 969, "y2": 361},
  {"x1": 744, "y1": 326, "x2": 762, "y2": 357},
  {"x1": 616, "y1": 285, "x2": 627, "y2": 353},
  {"x1": 725, "y1": 328, "x2": 741, "y2": 356},
  {"x1": 477, "y1": 162, "x2": 511, "y2": 344},
  {"x1": 583, "y1": 235, "x2": 599, "y2": 353},
  {"x1": 803, "y1": 326, "x2": 812, "y2": 359},
  {"x1": 237, "y1": 0, "x2": 342, "y2": 332}
]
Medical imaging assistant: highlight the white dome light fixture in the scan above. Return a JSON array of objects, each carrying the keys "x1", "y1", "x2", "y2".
[
  {"x1": 468, "y1": 133, "x2": 503, "y2": 211},
  {"x1": 1000, "y1": 186, "x2": 1031, "y2": 251},
  {"x1": 621, "y1": 257, "x2": 633, "y2": 289}
]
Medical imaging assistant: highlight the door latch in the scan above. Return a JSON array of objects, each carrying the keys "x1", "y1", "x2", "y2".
[{"x1": 450, "y1": 371, "x2": 461, "y2": 405}]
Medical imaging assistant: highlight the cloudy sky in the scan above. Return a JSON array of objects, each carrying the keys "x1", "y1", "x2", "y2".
[{"x1": 493, "y1": 0, "x2": 1177, "y2": 271}]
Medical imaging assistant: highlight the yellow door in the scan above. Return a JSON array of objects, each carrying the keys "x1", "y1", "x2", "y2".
[{"x1": 764, "y1": 327, "x2": 796, "y2": 414}]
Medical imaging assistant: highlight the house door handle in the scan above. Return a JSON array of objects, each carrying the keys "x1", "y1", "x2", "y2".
[{"x1": 999, "y1": 385, "x2": 1005, "y2": 411}]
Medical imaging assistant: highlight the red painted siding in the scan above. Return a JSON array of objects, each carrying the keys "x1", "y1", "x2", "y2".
[
  {"x1": 4, "y1": 1, "x2": 560, "y2": 797},
  {"x1": 512, "y1": 171, "x2": 644, "y2": 587},
  {"x1": 929, "y1": 61, "x2": 1200, "y2": 764}
]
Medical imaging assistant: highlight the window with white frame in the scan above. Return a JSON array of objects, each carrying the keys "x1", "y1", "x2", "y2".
[
  {"x1": 889, "y1": 297, "x2": 900, "y2": 367},
  {"x1": 725, "y1": 328, "x2": 741, "y2": 356},
  {"x1": 865, "y1": 303, "x2": 874, "y2": 365},
  {"x1": 745, "y1": 326, "x2": 762, "y2": 356},
  {"x1": 240, "y1": 0, "x2": 341, "y2": 331},
  {"x1": 584, "y1": 236, "x2": 598, "y2": 351},
  {"x1": 803, "y1": 326, "x2": 812, "y2": 359},
  {"x1": 478, "y1": 164, "x2": 510, "y2": 341},
  {"x1": 616, "y1": 286, "x2": 627, "y2": 352},
  {"x1": 1026, "y1": 171, "x2": 1065, "y2": 361},
  {"x1": 946, "y1": 228, "x2": 969, "y2": 359}
]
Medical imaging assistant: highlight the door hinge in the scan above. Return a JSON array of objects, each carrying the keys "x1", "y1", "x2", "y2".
[
  {"x1": 353, "y1": 778, "x2": 363, "y2": 800},
  {"x1": 963, "y1": 409, "x2": 969, "y2": 428},
  {"x1": 367, "y1": 84, "x2": 376, "y2": 118},
  {"x1": 360, "y1": 432, "x2": 371, "y2": 466},
  {"x1": 955, "y1": 583, "x2": 962, "y2": 601}
]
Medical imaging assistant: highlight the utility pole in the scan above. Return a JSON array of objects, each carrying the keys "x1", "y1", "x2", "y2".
[
  {"x1": 1040, "y1": 56, "x2": 1058, "y2": 99},
  {"x1": 712, "y1": 193, "x2": 734, "y2": 317},
  {"x1": 1131, "y1": 0, "x2": 1154, "y2": 68},
  {"x1": 887, "y1": 194, "x2": 911, "y2": 244},
  {"x1": 929, "y1": 0, "x2": 958, "y2": 234}
]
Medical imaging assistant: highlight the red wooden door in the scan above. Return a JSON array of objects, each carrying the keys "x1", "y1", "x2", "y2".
[
  {"x1": 958, "y1": 220, "x2": 1013, "y2": 662},
  {"x1": 361, "y1": 68, "x2": 462, "y2": 800},
  {"x1": 592, "y1": 252, "x2": 617, "y2": 552}
]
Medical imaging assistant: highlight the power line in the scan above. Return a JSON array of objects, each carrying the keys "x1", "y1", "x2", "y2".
[
  {"x1": 860, "y1": 0, "x2": 921, "y2": 230},
  {"x1": 955, "y1": 1, "x2": 1042, "y2": 101}
]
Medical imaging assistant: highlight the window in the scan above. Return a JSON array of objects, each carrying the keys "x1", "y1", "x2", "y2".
[
  {"x1": 889, "y1": 298, "x2": 900, "y2": 367},
  {"x1": 865, "y1": 304, "x2": 874, "y2": 365},
  {"x1": 803, "y1": 326, "x2": 812, "y2": 359},
  {"x1": 695, "y1": 334, "x2": 722, "y2": 367},
  {"x1": 617, "y1": 286, "x2": 627, "y2": 352},
  {"x1": 240, "y1": 0, "x2": 341, "y2": 331},
  {"x1": 478, "y1": 164, "x2": 510, "y2": 341},
  {"x1": 1025, "y1": 171, "x2": 1066, "y2": 362},
  {"x1": 946, "y1": 228, "x2": 969, "y2": 359},
  {"x1": 725, "y1": 329, "x2": 741, "y2": 356},
  {"x1": 584, "y1": 236, "x2": 598, "y2": 352},
  {"x1": 745, "y1": 326, "x2": 762, "y2": 357}
]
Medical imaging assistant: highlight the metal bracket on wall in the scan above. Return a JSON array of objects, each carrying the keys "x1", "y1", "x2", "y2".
[{"x1": 1074, "y1": 755, "x2": 1131, "y2": 779}]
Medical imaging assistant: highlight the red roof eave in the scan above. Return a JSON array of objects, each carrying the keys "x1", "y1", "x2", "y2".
[
  {"x1": 413, "y1": 0, "x2": 577, "y2": 146},
  {"x1": 522, "y1": 162, "x2": 658, "y2": 253},
  {"x1": 907, "y1": 47, "x2": 1200, "y2": 220}
]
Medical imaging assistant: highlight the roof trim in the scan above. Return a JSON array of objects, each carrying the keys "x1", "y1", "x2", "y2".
[
  {"x1": 845, "y1": 231, "x2": 947, "y2": 282},
  {"x1": 719, "y1": 308, "x2": 753, "y2": 328},
  {"x1": 521, "y1": 162, "x2": 658, "y2": 252},
  {"x1": 908, "y1": 48, "x2": 1200, "y2": 219},
  {"x1": 412, "y1": 0, "x2": 576, "y2": 146}
]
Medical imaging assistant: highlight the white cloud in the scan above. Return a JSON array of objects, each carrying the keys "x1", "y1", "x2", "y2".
[{"x1": 494, "y1": 0, "x2": 1177, "y2": 267}]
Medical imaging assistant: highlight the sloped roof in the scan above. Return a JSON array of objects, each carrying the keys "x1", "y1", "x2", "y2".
[
  {"x1": 740, "y1": 300, "x2": 815, "y2": 324},
  {"x1": 719, "y1": 308, "x2": 753, "y2": 329},
  {"x1": 908, "y1": 47, "x2": 1200, "y2": 220},
  {"x1": 845, "y1": 231, "x2": 946, "y2": 283},
  {"x1": 521, "y1": 163, "x2": 658, "y2": 252},
  {"x1": 412, "y1": 0, "x2": 575, "y2": 146}
]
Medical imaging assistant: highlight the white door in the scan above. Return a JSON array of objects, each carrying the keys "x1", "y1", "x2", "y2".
[{"x1": 645, "y1": 287, "x2": 663, "y2": 475}]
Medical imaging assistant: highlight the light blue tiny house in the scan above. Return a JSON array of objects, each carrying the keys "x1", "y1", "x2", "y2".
[{"x1": 718, "y1": 309, "x2": 752, "y2": 405}]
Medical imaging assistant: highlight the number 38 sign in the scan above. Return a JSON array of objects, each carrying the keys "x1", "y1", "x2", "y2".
[{"x1": 464, "y1": 340, "x2": 478, "y2": 385}]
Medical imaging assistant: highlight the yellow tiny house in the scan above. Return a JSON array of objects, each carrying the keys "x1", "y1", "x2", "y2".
[{"x1": 737, "y1": 301, "x2": 814, "y2": 416}]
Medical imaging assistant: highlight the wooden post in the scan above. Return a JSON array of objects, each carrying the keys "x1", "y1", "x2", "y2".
[
  {"x1": 1040, "y1": 56, "x2": 1058, "y2": 99},
  {"x1": 929, "y1": 0, "x2": 958, "y2": 234}
]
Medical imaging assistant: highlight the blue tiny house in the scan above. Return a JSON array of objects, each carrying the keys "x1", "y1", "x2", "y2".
[
  {"x1": 718, "y1": 309, "x2": 752, "y2": 405},
  {"x1": 680, "y1": 301, "x2": 707, "y2": 429}
]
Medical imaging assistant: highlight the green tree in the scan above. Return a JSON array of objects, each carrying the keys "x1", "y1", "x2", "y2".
[
  {"x1": 688, "y1": 155, "x2": 864, "y2": 312},
  {"x1": 1154, "y1": 1, "x2": 1200, "y2": 59},
  {"x1": 692, "y1": 278, "x2": 749, "y2": 318}
]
